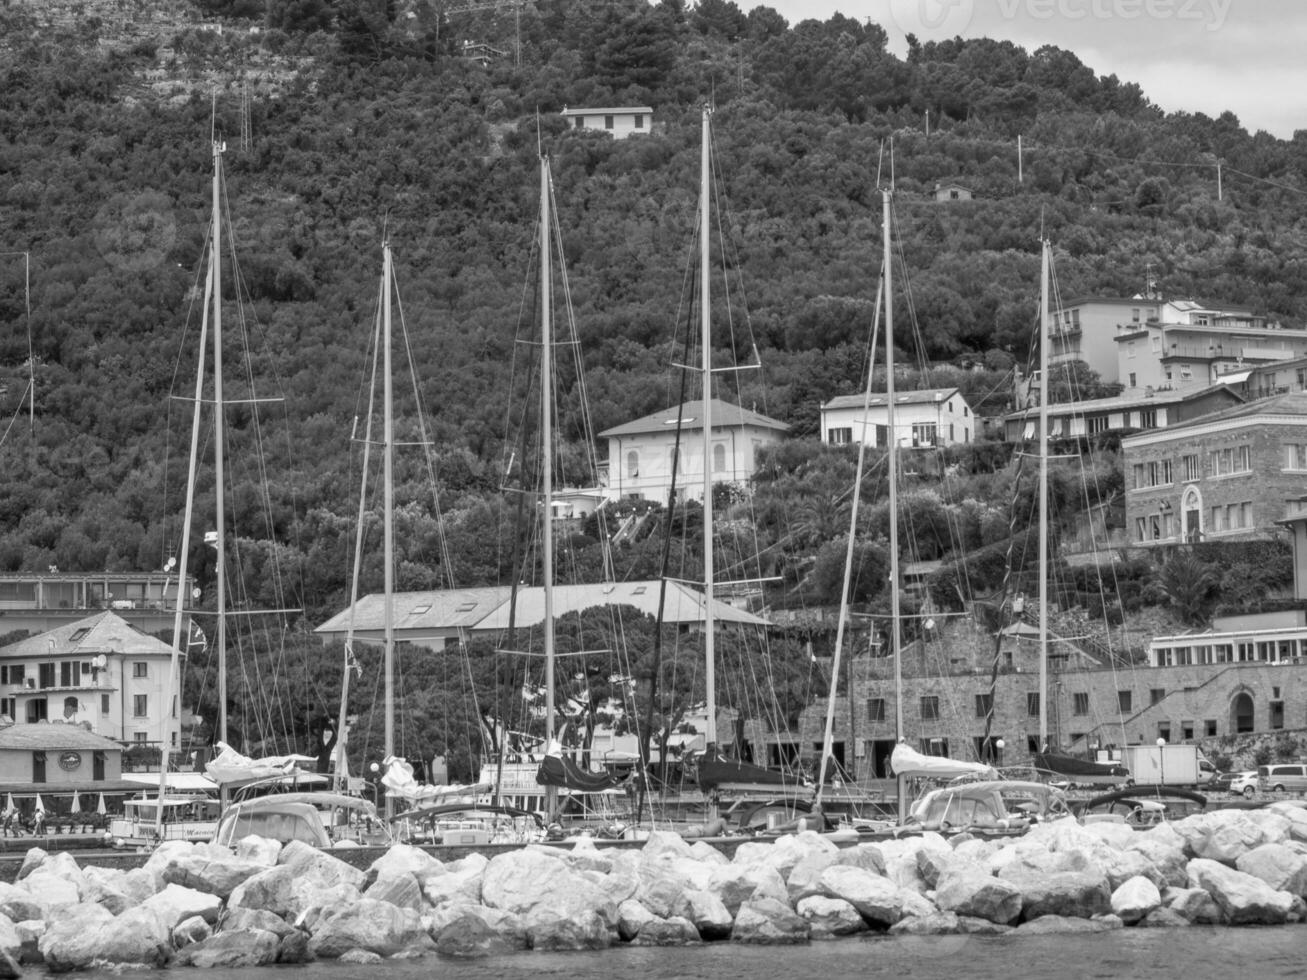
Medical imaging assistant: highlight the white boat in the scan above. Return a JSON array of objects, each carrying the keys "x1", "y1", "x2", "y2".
[{"x1": 107, "y1": 794, "x2": 220, "y2": 848}]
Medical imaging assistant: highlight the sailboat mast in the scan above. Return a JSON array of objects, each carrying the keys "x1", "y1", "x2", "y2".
[
  {"x1": 541, "y1": 156, "x2": 558, "y2": 819},
  {"x1": 1038, "y1": 240, "x2": 1051, "y2": 750},
  {"x1": 382, "y1": 241, "x2": 395, "y2": 820},
  {"x1": 883, "y1": 189, "x2": 902, "y2": 744},
  {"x1": 213, "y1": 140, "x2": 228, "y2": 781},
  {"x1": 701, "y1": 105, "x2": 717, "y2": 760}
]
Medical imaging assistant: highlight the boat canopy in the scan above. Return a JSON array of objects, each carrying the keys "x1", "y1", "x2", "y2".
[
  {"x1": 204, "y1": 742, "x2": 317, "y2": 786},
  {"x1": 381, "y1": 756, "x2": 489, "y2": 803},
  {"x1": 889, "y1": 743, "x2": 996, "y2": 781}
]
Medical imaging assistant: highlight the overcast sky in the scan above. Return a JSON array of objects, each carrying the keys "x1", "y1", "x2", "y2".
[{"x1": 760, "y1": 0, "x2": 1301, "y2": 139}]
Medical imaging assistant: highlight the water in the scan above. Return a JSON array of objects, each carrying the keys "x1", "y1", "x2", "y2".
[{"x1": 60, "y1": 926, "x2": 1304, "y2": 980}]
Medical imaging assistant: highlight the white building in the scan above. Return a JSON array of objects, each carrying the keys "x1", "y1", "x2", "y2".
[
  {"x1": 0, "y1": 612, "x2": 183, "y2": 750},
  {"x1": 599, "y1": 399, "x2": 788, "y2": 504},
  {"x1": 820, "y1": 388, "x2": 973, "y2": 449},
  {"x1": 560, "y1": 106, "x2": 653, "y2": 140}
]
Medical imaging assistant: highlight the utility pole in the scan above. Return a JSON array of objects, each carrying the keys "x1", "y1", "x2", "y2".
[{"x1": 1018, "y1": 134, "x2": 1023, "y2": 183}]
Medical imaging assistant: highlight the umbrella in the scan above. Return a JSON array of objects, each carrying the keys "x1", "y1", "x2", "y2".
[
  {"x1": 96, "y1": 793, "x2": 107, "y2": 816},
  {"x1": 33, "y1": 794, "x2": 45, "y2": 814},
  {"x1": 3, "y1": 793, "x2": 11, "y2": 813},
  {"x1": 69, "y1": 793, "x2": 81, "y2": 815}
]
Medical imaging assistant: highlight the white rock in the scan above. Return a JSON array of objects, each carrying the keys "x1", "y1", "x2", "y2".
[
  {"x1": 307, "y1": 898, "x2": 435, "y2": 958},
  {"x1": 1187, "y1": 857, "x2": 1295, "y2": 925},
  {"x1": 817, "y1": 864, "x2": 911, "y2": 927},
  {"x1": 1110, "y1": 875, "x2": 1162, "y2": 924},
  {"x1": 935, "y1": 867, "x2": 1022, "y2": 925},
  {"x1": 795, "y1": 895, "x2": 867, "y2": 938},
  {"x1": 1235, "y1": 842, "x2": 1307, "y2": 897},
  {"x1": 669, "y1": 888, "x2": 733, "y2": 940},
  {"x1": 140, "y1": 882, "x2": 222, "y2": 928}
]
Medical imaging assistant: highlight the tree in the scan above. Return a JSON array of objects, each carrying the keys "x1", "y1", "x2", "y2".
[{"x1": 1155, "y1": 549, "x2": 1220, "y2": 627}]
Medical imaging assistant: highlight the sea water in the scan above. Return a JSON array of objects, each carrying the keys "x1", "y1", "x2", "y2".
[{"x1": 64, "y1": 925, "x2": 1303, "y2": 980}]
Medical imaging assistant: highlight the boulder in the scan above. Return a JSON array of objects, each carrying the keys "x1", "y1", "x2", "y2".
[
  {"x1": 15, "y1": 848, "x2": 46, "y2": 882},
  {"x1": 339, "y1": 949, "x2": 382, "y2": 964},
  {"x1": 0, "y1": 882, "x2": 43, "y2": 923},
  {"x1": 888, "y1": 911, "x2": 961, "y2": 935},
  {"x1": 364, "y1": 872, "x2": 424, "y2": 912},
  {"x1": 794, "y1": 895, "x2": 867, "y2": 938},
  {"x1": 934, "y1": 867, "x2": 1022, "y2": 925},
  {"x1": 1110, "y1": 875, "x2": 1162, "y2": 925},
  {"x1": 173, "y1": 915, "x2": 213, "y2": 948},
  {"x1": 81, "y1": 874, "x2": 131, "y2": 915},
  {"x1": 140, "y1": 882, "x2": 222, "y2": 929},
  {"x1": 1235, "y1": 842, "x2": 1307, "y2": 896},
  {"x1": 1162, "y1": 886, "x2": 1224, "y2": 924},
  {"x1": 35, "y1": 902, "x2": 115, "y2": 971},
  {"x1": 669, "y1": 889, "x2": 733, "y2": 940},
  {"x1": 221, "y1": 905, "x2": 296, "y2": 937},
  {"x1": 553, "y1": 840, "x2": 615, "y2": 875},
  {"x1": 688, "y1": 841, "x2": 730, "y2": 866},
  {"x1": 636, "y1": 869, "x2": 689, "y2": 919},
  {"x1": 731, "y1": 897, "x2": 810, "y2": 945},
  {"x1": 277, "y1": 930, "x2": 311, "y2": 964},
  {"x1": 229, "y1": 864, "x2": 361, "y2": 920},
  {"x1": 307, "y1": 898, "x2": 435, "y2": 959},
  {"x1": 732, "y1": 832, "x2": 838, "y2": 880},
  {"x1": 998, "y1": 861, "x2": 1111, "y2": 920},
  {"x1": 629, "y1": 915, "x2": 701, "y2": 946},
  {"x1": 0, "y1": 914, "x2": 20, "y2": 960},
  {"x1": 817, "y1": 864, "x2": 913, "y2": 927},
  {"x1": 785, "y1": 852, "x2": 838, "y2": 904},
  {"x1": 235, "y1": 837, "x2": 282, "y2": 867},
  {"x1": 1100, "y1": 846, "x2": 1166, "y2": 891},
  {"x1": 1138, "y1": 907, "x2": 1192, "y2": 928},
  {"x1": 1186, "y1": 857, "x2": 1295, "y2": 925},
  {"x1": 523, "y1": 909, "x2": 610, "y2": 951},
  {"x1": 160, "y1": 850, "x2": 265, "y2": 900},
  {"x1": 41, "y1": 904, "x2": 171, "y2": 971},
  {"x1": 709, "y1": 863, "x2": 788, "y2": 916},
  {"x1": 1269, "y1": 802, "x2": 1307, "y2": 844},
  {"x1": 641, "y1": 830, "x2": 696, "y2": 862},
  {"x1": 367, "y1": 843, "x2": 445, "y2": 881},
  {"x1": 421, "y1": 865, "x2": 483, "y2": 907},
  {"x1": 1177, "y1": 810, "x2": 1291, "y2": 864},
  {"x1": 19, "y1": 869, "x2": 79, "y2": 909},
  {"x1": 1126, "y1": 830, "x2": 1190, "y2": 888},
  {"x1": 176, "y1": 928, "x2": 281, "y2": 968},
  {"x1": 434, "y1": 911, "x2": 523, "y2": 958},
  {"x1": 278, "y1": 840, "x2": 366, "y2": 891},
  {"x1": 1015, "y1": 914, "x2": 1117, "y2": 935},
  {"x1": 616, "y1": 899, "x2": 659, "y2": 942},
  {"x1": 483, "y1": 849, "x2": 615, "y2": 927}
]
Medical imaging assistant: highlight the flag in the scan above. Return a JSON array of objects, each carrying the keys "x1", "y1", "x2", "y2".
[{"x1": 188, "y1": 622, "x2": 207, "y2": 652}]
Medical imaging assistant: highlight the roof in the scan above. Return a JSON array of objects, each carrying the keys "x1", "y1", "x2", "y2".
[
  {"x1": 1140, "y1": 389, "x2": 1307, "y2": 430},
  {"x1": 0, "y1": 611, "x2": 174, "y2": 659},
  {"x1": 0, "y1": 723, "x2": 124, "y2": 751},
  {"x1": 473, "y1": 580, "x2": 770, "y2": 630},
  {"x1": 315, "y1": 587, "x2": 512, "y2": 636},
  {"x1": 317, "y1": 580, "x2": 769, "y2": 637},
  {"x1": 822, "y1": 388, "x2": 963, "y2": 412},
  {"x1": 1001, "y1": 385, "x2": 1243, "y2": 421},
  {"x1": 560, "y1": 106, "x2": 653, "y2": 116},
  {"x1": 598, "y1": 399, "x2": 789, "y2": 439}
]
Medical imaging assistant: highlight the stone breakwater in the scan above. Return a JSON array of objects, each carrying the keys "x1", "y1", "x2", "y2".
[{"x1": 0, "y1": 802, "x2": 1306, "y2": 971}]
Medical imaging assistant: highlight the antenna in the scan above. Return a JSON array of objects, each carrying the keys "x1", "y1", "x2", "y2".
[{"x1": 239, "y1": 82, "x2": 252, "y2": 152}]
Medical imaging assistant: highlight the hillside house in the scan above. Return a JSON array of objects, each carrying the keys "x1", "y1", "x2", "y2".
[
  {"x1": 933, "y1": 182, "x2": 972, "y2": 202},
  {"x1": 821, "y1": 388, "x2": 973, "y2": 449},
  {"x1": 560, "y1": 106, "x2": 653, "y2": 140},
  {"x1": 1121, "y1": 390, "x2": 1307, "y2": 546},
  {"x1": 598, "y1": 399, "x2": 788, "y2": 504},
  {"x1": 1000, "y1": 385, "x2": 1243, "y2": 442}
]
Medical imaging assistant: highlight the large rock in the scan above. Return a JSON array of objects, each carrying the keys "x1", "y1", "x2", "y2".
[
  {"x1": 1176, "y1": 810, "x2": 1291, "y2": 864},
  {"x1": 616, "y1": 899, "x2": 659, "y2": 942},
  {"x1": 173, "y1": 915, "x2": 213, "y2": 948},
  {"x1": 434, "y1": 910, "x2": 523, "y2": 958},
  {"x1": 1100, "y1": 847, "x2": 1167, "y2": 891},
  {"x1": 641, "y1": 830, "x2": 696, "y2": 862},
  {"x1": 889, "y1": 911, "x2": 962, "y2": 935},
  {"x1": 1235, "y1": 843, "x2": 1307, "y2": 897},
  {"x1": 1162, "y1": 886, "x2": 1224, "y2": 924},
  {"x1": 483, "y1": 848, "x2": 615, "y2": 926},
  {"x1": 709, "y1": 863, "x2": 788, "y2": 916},
  {"x1": 421, "y1": 865, "x2": 483, "y2": 907},
  {"x1": 222, "y1": 905, "x2": 296, "y2": 937},
  {"x1": 228, "y1": 864, "x2": 361, "y2": 920},
  {"x1": 630, "y1": 915, "x2": 701, "y2": 947},
  {"x1": 1269, "y1": 802, "x2": 1307, "y2": 844},
  {"x1": 524, "y1": 909, "x2": 610, "y2": 951},
  {"x1": 998, "y1": 858, "x2": 1111, "y2": 919},
  {"x1": 795, "y1": 895, "x2": 868, "y2": 938},
  {"x1": 732, "y1": 832, "x2": 838, "y2": 880},
  {"x1": 0, "y1": 883, "x2": 43, "y2": 923},
  {"x1": 307, "y1": 898, "x2": 435, "y2": 959},
  {"x1": 817, "y1": 864, "x2": 912, "y2": 927},
  {"x1": 1186, "y1": 857, "x2": 1295, "y2": 925},
  {"x1": 731, "y1": 897, "x2": 810, "y2": 945},
  {"x1": 176, "y1": 928, "x2": 281, "y2": 968},
  {"x1": 40, "y1": 904, "x2": 170, "y2": 971},
  {"x1": 669, "y1": 889, "x2": 733, "y2": 940},
  {"x1": 1015, "y1": 914, "x2": 1118, "y2": 935},
  {"x1": 35, "y1": 902, "x2": 114, "y2": 971},
  {"x1": 140, "y1": 882, "x2": 222, "y2": 929},
  {"x1": 364, "y1": 872, "x2": 424, "y2": 912},
  {"x1": 19, "y1": 869, "x2": 79, "y2": 909},
  {"x1": 1110, "y1": 875, "x2": 1162, "y2": 925},
  {"x1": 934, "y1": 867, "x2": 1022, "y2": 925},
  {"x1": 1126, "y1": 829, "x2": 1190, "y2": 888},
  {"x1": 367, "y1": 843, "x2": 445, "y2": 881},
  {"x1": 160, "y1": 849, "x2": 266, "y2": 900},
  {"x1": 278, "y1": 840, "x2": 366, "y2": 890}
]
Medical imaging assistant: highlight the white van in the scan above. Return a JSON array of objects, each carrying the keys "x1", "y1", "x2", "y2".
[{"x1": 1258, "y1": 763, "x2": 1307, "y2": 794}]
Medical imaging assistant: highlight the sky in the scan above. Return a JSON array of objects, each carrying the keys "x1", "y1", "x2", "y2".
[{"x1": 761, "y1": 0, "x2": 1304, "y2": 139}]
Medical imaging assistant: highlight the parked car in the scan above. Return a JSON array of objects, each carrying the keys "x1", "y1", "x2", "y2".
[
  {"x1": 1258, "y1": 763, "x2": 1307, "y2": 794},
  {"x1": 1228, "y1": 771, "x2": 1259, "y2": 798},
  {"x1": 1204, "y1": 770, "x2": 1235, "y2": 793}
]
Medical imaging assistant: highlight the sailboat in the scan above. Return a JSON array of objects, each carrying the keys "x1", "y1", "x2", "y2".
[{"x1": 1026, "y1": 240, "x2": 1129, "y2": 788}]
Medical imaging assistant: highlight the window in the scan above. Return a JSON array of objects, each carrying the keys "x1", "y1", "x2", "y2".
[
  {"x1": 133, "y1": 662, "x2": 148, "y2": 679},
  {"x1": 1150, "y1": 687, "x2": 1165, "y2": 705},
  {"x1": 920, "y1": 738, "x2": 948, "y2": 757},
  {"x1": 1157, "y1": 722, "x2": 1171, "y2": 742},
  {"x1": 866, "y1": 698, "x2": 885, "y2": 722},
  {"x1": 604, "y1": 114, "x2": 614, "y2": 130},
  {"x1": 1271, "y1": 701, "x2": 1285, "y2": 730},
  {"x1": 634, "y1": 114, "x2": 645, "y2": 129},
  {"x1": 712, "y1": 443, "x2": 726, "y2": 473},
  {"x1": 1285, "y1": 444, "x2": 1307, "y2": 471},
  {"x1": 911, "y1": 423, "x2": 937, "y2": 447},
  {"x1": 949, "y1": 423, "x2": 955, "y2": 441},
  {"x1": 1026, "y1": 692, "x2": 1041, "y2": 717},
  {"x1": 1087, "y1": 416, "x2": 1110, "y2": 436},
  {"x1": 0, "y1": 697, "x2": 12, "y2": 720},
  {"x1": 573, "y1": 117, "x2": 584, "y2": 130},
  {"x1": 1118, "y1": 690, "x2": 1132, "y2": 712},
  {"x1": 38, "y1": 663, "x2": 54, "y2": 688},
  {"x1": 0, "y1": 665, "x2": 21, "y2": 686},
  {"x1": 1180, "y1": 365, "x2": 1193, "y2": 381},
  {"x1": 133, "y1": 731, "x2": 148, "y2": 743},
  {"x1": 1205, "y1": 719, "x2": 1217, "y2": 737},
  {"x1": 100, "y1": 694, "x2": 110, "y2": 714},
  {"x1": 975, "y1": 693, "x2": 993, "y2": 718},
  {"x1": 26, "y1": 699, "x2": 46, "y2": 723},
  {"x1": 828, "y1": 427, "x2": 852, "y2": 445},
  {"x1": 133, "y1": 694, "x2": 148, "y2": 717},
  {"x1": 32, "y1": 751, "x2": 45, "y2": 784},
  {"x1": 875, "y1": 424, "x2": 888, "y2": 448},
  {"x1": 60, "y1": 662, "x2": 74, "y2": 687},
  {"x1": 1127, "y1": 341, "x2": 1136, "y2": 358},
  {"x1": 93, "y1": 751, "x2": 105, "y2": 781},
  {"x1": 1210, "y1": 445, "x2": 1251, "y2": 476},
  {"x1": 1183, "y1": 454, "x2": 1200, "y2": 481},
  {"x1": 1131, "y1": 308, "x2": 1141, "y2": 323},
  {"x1": 625, "y1": 450, "x2": 638, "y2": 479},
  {"x1": 1128, "y1": 373, "x2": 1137, "y2": 387},
  {"x1": 974, "y1": 736, "x2": 1004, "y2": 764},
  {"x1": 1073, "y1": 692, "x2": 1090, "y2": 716},
  {"x1": 963, "y1": 405, "x2": 969, "y2": 417},
  {"x1": 919, "y1": 696, "x2": 939, "y2": 721},
  {"x1": 1138, "y1": 409, "x2": 1156, "y2": 429}
]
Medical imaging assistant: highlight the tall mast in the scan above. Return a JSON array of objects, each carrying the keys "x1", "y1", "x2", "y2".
[
  {"x1": 884, "y1": 188, "x2": 907, "y2": 822},
  {"x1": 541, "y1": 155, "x2": 558, "y2": 819},
  {"x1": 1038, "y1": 240, "x2": 1051, "y2": 751},
  {"x1": 213, "y1": 140, "x2": 228, "y2": 810},
  {"x1": 382, "y1": 240, "x2": 395, "y2": 821},
  {"x1": 701, "y1": 105, "x2": 716, "y2": 763}
]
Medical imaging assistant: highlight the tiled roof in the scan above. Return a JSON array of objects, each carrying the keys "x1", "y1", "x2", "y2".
[
  {"x1": 0, "y1": 723, "x2": 123, "y2": 751},
  {"x1": 823, "y1": 388, "x2": 962, "y2": 411},
  {"x1": 598, "y1": 399, "x2": 789, "y2": 438},
  {"x1": 0, "y1": 612, "x2": 173, "y2": 659}
]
